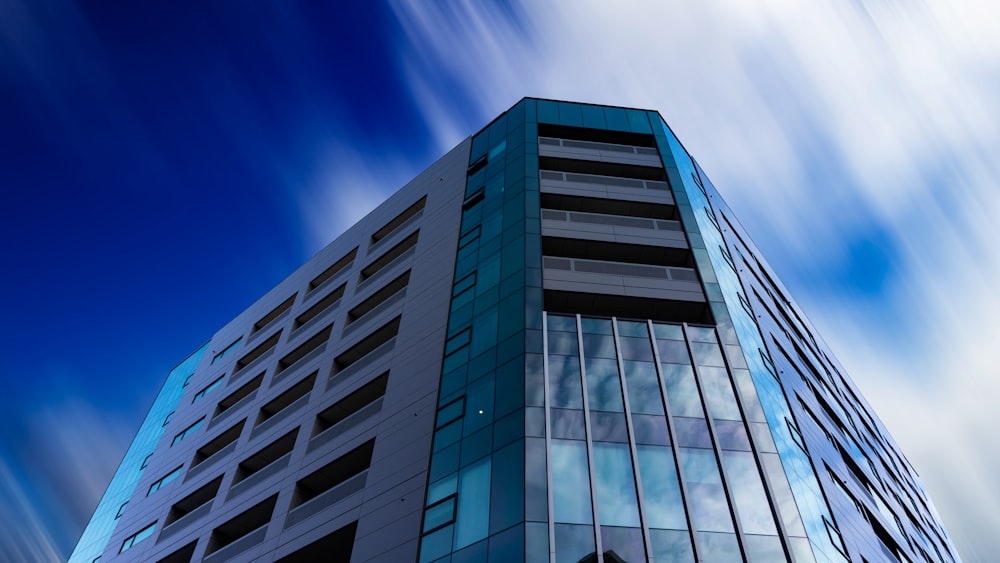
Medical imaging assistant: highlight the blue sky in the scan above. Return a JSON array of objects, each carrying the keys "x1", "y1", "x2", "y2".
[{"x1": 2, "y1": 1, "x2": 997, "y2": 561}]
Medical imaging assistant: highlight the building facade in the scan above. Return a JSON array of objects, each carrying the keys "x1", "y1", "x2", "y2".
[{"x1": 72, "y1": 99, "x2": 960, "y2": 563}]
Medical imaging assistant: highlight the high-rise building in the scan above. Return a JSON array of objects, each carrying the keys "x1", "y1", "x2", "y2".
[{"x1": 72, "y1": 99, "x2": 960, "y2": 563}]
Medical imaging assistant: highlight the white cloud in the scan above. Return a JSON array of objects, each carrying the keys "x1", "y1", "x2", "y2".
[{"x1": 389, "y1": 1, "x2": 1000, "y2": 559}]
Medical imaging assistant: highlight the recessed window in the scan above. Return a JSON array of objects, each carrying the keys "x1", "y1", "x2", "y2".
[
  {"x1": 115, "y1": 501, "x2": 128, "y2": 519},
  {"x1": 234, "y1": 331, "x2": 281, "y2": 373},
  {"x1": 359, "y1": 231, "x2": 418, "y2": 282},
  {"x1": 370, "y1": 196, "x2": 425, "y2": 246},
  {"x1": 332, "y1": 317, "x2": 400, "y2": 374},
  {"x1": 276, "y1": 326, "x2": 332, "y2": 375},
  {"x1": 140, "y1": 453, "x2": 152, "y2": 470},
  {"x1": 346, "y1": 271, "x2": 409, "y2": 325},
  {"x1": 204, "y1": 495, "x2": 278, "y2": 556},
  {"x1": 148, "y1": 466, "x2": 183, "y2": 496},
  {"x1": 119, "y1": 522, "x2": 157, "y2": 554},
  {"x1": 216, "y1": 373, "x2": 264, "y2": 417},
  {"x1": 312, "y1": 372, "x2": 389, "y2": 437},
  {"x1": 234, "y1": 430, "x2": 298, "y2": 484},
  {"x1": 192, "y1": 419, "x2": 245, "y2": 468},
  {"x1": 162, "y1": 412, "x2": 173, "y2": 427},
  {"x1": 165, "y1": 475, "x2": 223, "y2": 526},
  {"x1": 171, "y1": 417, "x2": 205, "y2": 447},
  {"x1": 294, "y1": 283, "x2": 345, "y2": 330},
  {"x1": 193, "y1": 376, "x2": 224, "y2": 403},
  {"x1": 211, "y1": 337, "x2": 242, "y2": 365},
  {"x1": 257, "y1": 373, "x2": 317, "y2": 425},
  {"x1": 309, "y1": 248, "x2": 357, "y2": 293},
  {"x1": 290, "y1": 439, "x2": 374, "y2": 509},
  {"x1": 252, "y1": 294, "x2": 297, "y2": 335}
]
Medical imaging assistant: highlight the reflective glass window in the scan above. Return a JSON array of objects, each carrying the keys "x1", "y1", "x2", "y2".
[
  {"x1": 553, "y1": 523, "x2": 595, "y2": 563},
  {"x1": 699, "y1": 367, "x2": 742, "y2": 421},
  {"x1": 601, "y1": 526, "x2": 646, "y2": 562},
  {"x1": 590, "y1": 411, "x2": 629, "y2": 442},
  {"x1": 714, "y1": 420, "x2": 752, "y2": 451},
  {"x1": 618, "y1": 336, "x2": 654, "y2": 361},
  {"x1": 547, "y1": 332, "x2": 578, "y2": 356},
  {"x1": 698, "y1": 531, "x2": 742, "y2": 562},
  {"x1": 679, "y1": 448, "x2": 735, "y2": 532},
  {"x1": 593, "y1": 442, "x2": 641, "y2": 527},
  {"x1": 673, "y1": 417, "x2": 713, "y2": 449},
  {"x1": 580, "y1": 317, "x2": 612, "y2": 335},
  {"x1": 686, "y1": 326, "x2": 717, "y2": 343},
  {"x1": 721, "y1": 450, "x2": 778, "y2": 535},
  {"x1": 662, "y1": 364, "x2": 703, "y2": 417},
  {"x1": 691, "y1": 341, "x2": 726, "y2": 367},
  {"x1": 582, "y1": 334, "x2": 616, "y2": 359},
  {"x1": 623, "y1": 361, "x2": 662, "y2": 415},
  {"x1": 652, "y1": 323, "x2": 684, "y2": 340},
  {"x1": 550, "y1": 408, "x2": 587, "y2": 440},
  {"x1": 649, "y1": 528, "x2": 695, "y2": 562},
  {"x1": 453, "y1": 457, "x2": 491, "y2": 550},
  {"x1": 617, "y1": 320, "x2": 649, "y2": 338},
  {"x1": 636, "y1": 445, "x2": 688, "y2": 530},
  {"x1": 631, "y1": 414, "x2": 670, "y2": 446},
  {"x1": 525, "y1": 438, "x2": 548, "y2": 522},
  {"x1": 584, "y1": 358, "x2": 624, "y2": 412},
  {"x1": 551, "y1": 440, "x2": 593, "y2": 524},
  {"x1": 546, "y1": 314, "x2": 577, "y2": 333},
  {"x1": 657, "y1": 339, "x2": 690, "y2": 364},
  {"x1": 745, "y1": 534, "x2": 786, "y2": 562},
  {"x1": 548, "y1": 355, "x2": 583, "y2": 409}
]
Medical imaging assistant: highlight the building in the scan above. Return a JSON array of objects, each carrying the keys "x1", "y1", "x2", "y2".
[{"x1": 71, "y1": 98, "x2": 960, "y2": 563}]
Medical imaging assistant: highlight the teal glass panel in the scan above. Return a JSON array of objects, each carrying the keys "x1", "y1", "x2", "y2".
[
  {"x1": 652, "y1": 322, "x2": 684, "y2": 340},
  {"x1": 637, "y1": 445, "x2": 688, "y2": 530},
  {"x1": 525, "y1": 522, "x2": 549, "y2": 563},
  {"x1": 617, "y1": 320, "x2": 649, "y2": 338},
  {"x1": 525, "y1": 438, "x2": 548, "y2": 521},
  {"x1": 554, "y1": 524, "x2": 595, "y2": 563},
  {"x1": 721, "y1": 450, "x2": 778, "y2": 535},
  {"x1": 662, "y1": 364, "x2": 704, "y2": 417},
  {"x1": 623, "y1": 361, "x2": 662, "y2": 414},
  {"x1": 489, "y1": 523, "x2": 523, "y2": 562},
  {"x1": 420, "y1": 525, "x2": 454, "y2": 563},
  {"x1": 490, "y1": 441, "x2": 524, "y2": 534},
  {"x1": 454, "y1": 457, "x2": 491, "y2": 550},
  {"x1": 463, "y1": 375, "x2": 494, "y2": 435},
  {"x1": 592, "y1": 443, "x2": 641, "y2": 527},
  {"x1": 649, "y1": 528, "x2": 695, "y2": 562},
  {"x1": 580, "y1": 317, "x2": 612, "y2": 334},
  {"x1": 424, "y1": 497, "x2": 456, "y2": 532},
  {"x1": 427, "y1": 473, "x2": 458, "y2": 505},
  {"x1": 551, "y1": 439, "x2": 593, "y2": 524},
  {"x1": 70, "y1": 344, "x2": 207, "y2": 563},
  {"x1": 679, "y1": 448, "x2": 735, "y2": 532}
]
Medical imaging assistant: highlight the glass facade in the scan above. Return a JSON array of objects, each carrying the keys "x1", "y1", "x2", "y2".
[
  {"x1": 421, "y1": 99, "x2": 959, "y2": 563},
  {"x1": 69, "y1": 343, "x2": 207, "y2": 563}
]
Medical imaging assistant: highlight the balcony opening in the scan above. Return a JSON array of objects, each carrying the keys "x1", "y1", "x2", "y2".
[
  {"x1": 234, "y1": 331, "x2": 281, "y2": 374},
  {"x1": 542, "y1": 237, "x2": 691, "y2": 268},
  {"x1": 540, "y1": 156, "x2": 664, "y2": 181},
  {"x1": 538, "y1": 123, "x2": 656, "y2": 148},
  {"x1": 275, "y1": 521, "x2": 358, "y2": 563},
  {"x1": 164, "y1": 475, "x2": 223, "y2": 526},
  {"x1": 204, "y1": 495, "x2": 277, "y2": 556},
  {"x1": 544, "y1": 290, "x2": 712, "y2": 324},
  {"x1": 541, "y1": 193, "x2": 676, "y2": 221},
  {"x1": 215, "y1": 373, "x2": 263, "y2": 417},
  {"x1": 309, "y1": 248, "x2": 357, "y2": 293},
  {"x1": 313, "y1": 372, "x2": 389, "y2": 437},
  {"x1": 251, "y1": 294, "x2": 296, "y2": 336},
  {"x1": 347, "y1": 271, "x2": 410, "y2": 326},
  {"x1": 256, "y1": 372, "x2": 317, "y2": 426},
  {"x1": 192, "y1": 419, "x2": 245, "y2": 467},
  {"x1": 233, "y1": 429, "x2": 298, "y2": 484},
  {"x1": 370, "y1": 196, "x2": 425, "y2": 246},
  {"x1": 290, "y1": 439, "x2": 375, "y2": 509},
  {"x1": 332, "y1": 316, "x2": 400, "y2": 375},
  {"x1": 155, "y1": 541, "x2": 196, "y2": 563},
  {"x1": 276, "y1": 325, "x2": 332, "y2": 375},
  {"x1": 360, "y1": 231, "x2": 418, "y2": 283},
  {"x1": 294, "y1": 283, "x2": 345, "y2": 330}
]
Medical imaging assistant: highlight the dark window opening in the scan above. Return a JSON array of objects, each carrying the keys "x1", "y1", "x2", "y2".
[
  {"x1": 155, "y1": 541, "x2": 197, "y2": 563},
  {"x1": 290, "y1": 440, "x2": 375, "y2": 509},
  {"x1": 215, "y1": 373, "x2": 264, "y2": 417},
  {"x1": 192, "y1": 419, "x2": 245, "y2": 467},
  {"x1": 252, "y1": 294, "x2": 297, "y2": 335},
  {"x1": 360, "y1": 231, "x2": 418, "y2": 281},
  {"x1": 294, "y1": 283, "x2": 346, "y2": 330},
  {"x1": 313, "y1": 372, "x2": 389, "y2": 437},
  {"x1": 538, "y1": 123, "x2": 656, "y2": 148},
  {"x1": 544, "y1": 290, "x2": 712, "y2": 325},
  {"x1": 309, "y1": 248, "x2": 357, "y2": 292},
  {"x1": 540, "y1": 156, "x2": 665, "y2": 181},
  {"x1": 541, "y1": 193, "x2": 676, "y2": 221},
  {"x1": 542, "y1": 237, "x2": 692, "y2": 268},
  {"x1": 205, "y1": 495, "x2": 278, "y2": 555},
  {"x1": 275, "y1": 521, "x2": 358, "y2": 563},
  {"x1": 234, "y1": 429, "x2": 298, "y2": 484},
  {"x1": 257, "y1": 373, "x2": 317, "y2": 425},
  {"x1": 277, "y1": 326, "x2": 332, "y2": 374},
  {"x1": 165, "y1": 475, "x2": 223, "y2": 526},
  {"x1": 235, "y1": 331, "x2": 281, "y2": 373},
  {"x1": 371, "y1": 196, "x2": 425, "y2": 245},
  {"x1": 333, "y1": 316, "x2": 401, "y2": 374},
  {"x1": 347, "y1": 271, "x2": 410, "y2": 325}
]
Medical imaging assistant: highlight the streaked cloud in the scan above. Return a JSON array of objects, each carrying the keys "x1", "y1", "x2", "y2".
[{"x1": 389, "y1": 1, "x2": 1000, "y2": 558}]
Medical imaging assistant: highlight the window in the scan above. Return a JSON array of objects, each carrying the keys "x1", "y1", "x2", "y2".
[
  {"x1": 140, "y1": 453, "x2": 152, "y2": 469},
  {"x1": 309, "y1": 247, "x2": 357, "y2": 292},
  {"x1": 211, "y1": 337, "x2": 242, "y2": 365},
  {"x1": 313, "y1": 372, "x2": 389, "y2": 437},
  {"x1": 165, "y1": 475, "x2": 223, "y2": 526},
  {"x1": 346, "y1": 271, "x2": 409, "y2": 325},
  {"x1": 204, "y1": 495, "x2": 278, "y2": 556},
  {"x1": 294, "y1": 283, "x2": 345, "y2": 329},
  {"x1": 252, "y1": 294, "x2": 297, "y2": 335},
  {"x1": 119, "y1": 522, "x2": 156, "y2": 553},
  {"x1": 215, "y1": 373, "x2": 264, "y2": 417},
  {"x1": 115, "y1": 501, "x2": 127, "y2": 519},
  {"x1": 234, "y1": 331, "x2": 281, "y2": 373},
  {"x1": 162, "y1": 411, "x2": 173, "y2": 426},
  {"x1": 332, "y1": 316, "x2": 400, "y2": 374},
  {"x1": 370, "y1": 196, "x2": 425, "y2": 246},
  {"x1": 234, "y1": 429, "x2": 297, "y2": 484},
  {"x1": 192, "y1": 419, "x2": 245, "y2": 467},
  {"x1": 193, "y1": 376, "x2": 224, "y2": 403},
  {"x1": 256, "y1": 372, "x2": 317, "y2": 426},
  {"x1": 359, "y1": 231, "x2": 418, "y2": 282},
  {"x1": 148, "y1": 466, "x2": 183, "y2": 496},
  {"x1": 290, "y1": 439, "x2": 374, "y2": 509},
  {"x1": 276, "y1": 326, "x2": 332, "y2": 375},
  {"x1": 171, "y1": 417, "x2": 205, "y2": 446}
]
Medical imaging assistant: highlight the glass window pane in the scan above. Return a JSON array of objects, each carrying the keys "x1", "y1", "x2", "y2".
[
  {"x1": 745, "y1": 534, "x2": 785, "y2": 563},
  {"x1": 419, "y1": 525, "x2": 453, "y2": 563},
  {"x1": 618, "y1": 336, "x2": 654, "y2": 361},
  {"x1": 652, "y1": 323, "x2": 684, "y2": 340},
  {"x1": 617, "y1": 320, "x2": 649, "y2": 338},
  {"x1": 547, "y1": 314, "x2": 577, "y2": 333},
  {"x1": 714, "y1": 420, "x2": 752, "y2": 451},
  {"x1": 551, "y1": 440, "x2": 593, "y2": 524},
  {"x1": 525, "y1": 521, "x2": 549, "y2": 563},
  {"x1": 686, "y1": 326, "x2": 718, "y2": 343},
  {"x1": 649, "y1": 528, "x2": 695, "y2": 562},
  {"x1": 662, "y1": 364, "x2": 703, "y2": 417},
  {"x1": 679, "y1": 448, "x2": 735, "y2": 532},
  {"x1": 699, "y1": 367, "x2": 742, "y2": 421},
  {"x1": 554, "y1": 523, "x2": 595, "y2": 563},
  {"x1": 550, "y1": 408, "x2": 587, "y2": 440},
  {"x1": 525, "y1": 438, "x2": 548, "y2": 522},
  {"x1": 636, "y1": 445, "x2": 688, "y2": 530},
  {"x1": 424, "y1": 497, "x2": 456, "y2": 532},
  {"x1": 721, "y1": 451, "x2": 778, "y2": 535},
  {"x1": 631, "y1": 414, "x2": 670, "y2": 446},
  {"x1": 673, "y1": 416, "x2": 712, "y2": 449},
  {"x1": 600, "y1": 526, "x2": 645, "y2": 563},
  {"x1": 584, "y1": 358, "x2": 623, "y2": 412},
  {"x1": 623, "y1": 361, "x2": 662, "y2": 414},
  {"x1": 582, "y1": 334, "x2": 616, "y2": 359},
  {"x1": 580, "y1": 317, "x2": 613, "y2": 334},
  {"x1": 590, "y1": 411, "x2": 629, "y2": 443},
  {"x1": 698, "y1": 532, "x2": 742, "y2": 562},
  {"x1": 691, "y1": 342, "x2": 726, "y2": 367},
  {"x1": 593, "y1": 442, "x2": 641, "y2": 527},
  {"x1": 657, "y1": 339, "x2": 690, "y2": 364},
  {"x1": 547, "y1": 332, "x2": 578, "y2": 356},
  {"x1": 549, "y1": 355, "x2": 583, "y2": 409},
  {"x1": 454, "y1": 457, "x2": 491, "y2": 550}
]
